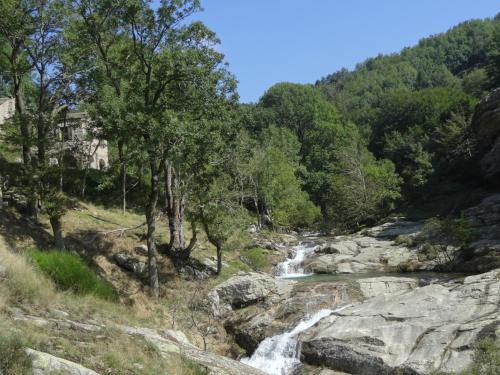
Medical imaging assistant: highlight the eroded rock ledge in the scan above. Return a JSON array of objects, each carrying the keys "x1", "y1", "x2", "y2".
[{"x1": 300, "y1": 269, "x2": 500, "y2": 375}]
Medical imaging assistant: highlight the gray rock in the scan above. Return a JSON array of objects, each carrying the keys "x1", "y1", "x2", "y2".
[
  {"x1": 27, "y1": 348, "x2": 99, "y2": 375},
  {"x1": 134, "y1": 244, "x2": 148, "y2": 256},
  {"x1": 123, "y1": 325, "x2": 266, "y2": 375},
  {"x1": 207, "y1": 271, "x2": 295, "y2": 317},
  {"x1": 301, "y1": 269, "x2": 500, "y2": 375},
  {"x1": 356, "y1": 277, "x2": 418, "y2": 298},
  {"x1": 114, "y1": 253, "x2": 147, "y2": 275}
]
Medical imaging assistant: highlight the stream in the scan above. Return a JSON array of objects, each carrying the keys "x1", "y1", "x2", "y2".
[{"x1": 241, "y1": 240, "x2": 465, "y2": 375}]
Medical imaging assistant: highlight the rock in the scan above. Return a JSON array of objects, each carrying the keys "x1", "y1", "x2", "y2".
[
  {"x1": 356, "y1": 277, "x2": 418, "y2": 298},
  {"x1": 123, "y1": 325, "x2": 266, "y2": 375},
  {"x1": 364, "y1": 219, "x2": 423, "y2": 239},
  {"x1": 0, "y1": 263, "x2": 6, "y2": 278},
  {"x1": 304, "y1": 234, "x2": 424, "y2": 275},
  {"x1": 219, "y1": 280, "x2": 355, "y2": 355},
  {"x1": 114, "y1": 253, "x2": 147, "y2": 275},
  {"x1": 134, "y1": 244, "x2": 148, "y2": 256},
  {"x1": 471, "y1": 87, "x2": 500, "y2": 183},
  {"x1": 27, "y1": 348, "x2": 99, "y2": 375},
  {"x1": 207, "y1": 272, "x2": 295, "y2": 317},
  {"x1": 301, "y1": 269, "x2": 500, "y2": 375}
]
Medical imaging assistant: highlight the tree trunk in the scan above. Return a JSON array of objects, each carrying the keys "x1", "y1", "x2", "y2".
[
  {"x1": 81, "y1": 167, "x2": 88, "y2": 198},
  {"x1": 164, "y1": 160, "x2": 186, "y2": 252},
  {"x1": 0, "y1": 175, "x2": 3, "y2": 210},
  {"x1": 216, "y1": 244, "x2": 222, "y2": 275},
  {"x1": 146, "y1": 152, "x2": 160, "y2": 298},
  {"x1": 13, "y1": 73, "x2": 37, "y2": 220},
  {"x1": 50, "y1": 216, "x2": 65, "y2": 250},
  {"x1": 118, "y1": 140, "x2": 126, "y2": 215}
]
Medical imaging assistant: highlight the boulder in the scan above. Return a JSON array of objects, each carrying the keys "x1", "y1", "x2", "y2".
[
  {"x1": 304, "y1": 234, "x2": 424, "y2": 275},
  {"x1": 207, "y1": 272, "x2": 295, "y2": 317},
  {"x1": 134, "y1": 244, "x2": 148, "y2": 256},
  {"x1": 356, "y1": 277, "x2": 418, "y2": 298},
  {"x1": 301, "y1": 269, "x2": 500, "y2": 375},
  {"x1": 27, "y1": 349, "x2": 99, "y2": 375},
  {"x1": 113, "y1": 253, "x2": 147, "y2": 275},
  {"x1": 123, "y1": 325, "x2": 266, "y2": 375},
  {"x1": 218, "y1": 279, "x2": 355, "y2": 354}
]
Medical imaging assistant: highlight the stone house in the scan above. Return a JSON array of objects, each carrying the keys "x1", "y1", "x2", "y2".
[
  {"x1": 0, "y1": 97, "x2": 15, "y2": 126},
  {"x1": 55, "y1": 111, "x2": 109, "y2": 170},
  {"x1": 0, "y1": 97, "x2": 108, "y2": 170}
]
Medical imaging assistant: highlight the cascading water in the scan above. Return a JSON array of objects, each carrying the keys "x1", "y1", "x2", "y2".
[
  {"x1": 274, "y1": 242, "x2": 318, "y2": 278},
  {"x1": 241, "y1": 305, "x2": 350, "y2": 375}
]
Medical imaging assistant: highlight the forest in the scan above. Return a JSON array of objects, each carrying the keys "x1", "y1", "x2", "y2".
[{"x1": 0, "y1": 0, "x2": 499, "y2": 298}]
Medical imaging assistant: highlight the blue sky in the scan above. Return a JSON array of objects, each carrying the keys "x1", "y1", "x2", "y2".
[{"x1": 188, "y1": 1, "x2": 499, "y2": 103}]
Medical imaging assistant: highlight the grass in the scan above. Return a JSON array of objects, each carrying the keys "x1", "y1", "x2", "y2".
[
  {"x1": 241, "y1": 247, "x2": 271, "y2": 271},
  {"x1": 0, "y1": 333, "x2": 32, "y2": 375},
  {"x1": 27, "y1": 249, "x2": 117, "y2": 300}
]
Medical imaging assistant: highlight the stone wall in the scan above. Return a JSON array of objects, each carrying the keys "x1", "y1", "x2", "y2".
[{"x1": 0, "y1": 97, "x2": 15, "y2": 127}]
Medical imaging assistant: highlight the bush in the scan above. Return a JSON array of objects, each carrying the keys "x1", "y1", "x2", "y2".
[
  {"x1": 241, "y1": 247, "x2": 270, "y2": 271},
  {"x1": 0, "y1": 333, "x2": 32, "y2": 375},
  {"x1": 28, "y1": 250, "x2": 116, "y2": 300},
  {"x1": 465, "y1": 338, "x2": 500, "y2": 375}
]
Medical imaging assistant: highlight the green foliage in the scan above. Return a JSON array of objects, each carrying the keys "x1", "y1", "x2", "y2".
[
  {"x1": 241, "y1": 247, "x2": 270, "y2": 271},
  {"x1": 465, "y1": 338, "x2": 500, "y2": 375},
  {"x1": 324, "y1": 141, "x2": 401, "y2": 229},
  {"x1": 42, "y1": 190, "x2": 68, "y2": 220},
  {"x1": 28, "y1": 250, "x2": 116, "y2": 300},
  {"x1": 0, "y1": 333, "x2": 32, "y2": 375},
  {"x1": 419, "y1": 216, "x2": 476, "y2": 265}
]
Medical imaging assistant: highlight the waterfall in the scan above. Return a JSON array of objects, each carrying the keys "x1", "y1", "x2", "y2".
[
  {"x1": 274, "y1": 242, "x2": 318, "y2": 278},
  {"x1": 241, "y1": 305, "x2": 350, "y2": 375}
]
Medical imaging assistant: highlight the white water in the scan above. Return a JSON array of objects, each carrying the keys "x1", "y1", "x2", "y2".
[
  {"x1": 274, "y1": 242, "x2": 318, "y2": 278},
  {"x1": 241, "y1": 305, "x2": 350, "y2": 375}
]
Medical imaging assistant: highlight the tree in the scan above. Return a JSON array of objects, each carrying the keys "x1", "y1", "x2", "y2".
[
  {"x1": 43, "y1": 190, "x2": 68, "y2": 250},
  {"x1": 325, "y1": 140, "x2": 401, "y2": 230},
  {"x1": 73, "y1": 0, "x2": 236, "y2": 295}
]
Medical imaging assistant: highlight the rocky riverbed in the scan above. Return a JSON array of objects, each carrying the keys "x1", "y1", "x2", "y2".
[{"x1": 206, "y1": 194, "x2": 500, "y2": 375}]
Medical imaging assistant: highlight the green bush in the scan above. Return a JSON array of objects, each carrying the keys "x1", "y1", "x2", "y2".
[
  {"x1": 28, "y1": 250, "x2": 116, "y2": 300},
  {"x1": 241, "y1": 247, "x2": 270, "y2": 271},
  {"x1": 0, "y1": 333, "x2": 32, "y2": 375},
  {"x1": 465, "y1": 338, "x2": 500, "y2": 375}
]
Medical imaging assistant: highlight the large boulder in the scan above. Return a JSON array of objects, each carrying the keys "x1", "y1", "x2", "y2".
[
  {"x1": 471, "y1": 88, "x2": 500, "y2": 183},
  {"x1": 27, "y1": 349, "x2": 99, "y2": 375},
  {"x1": 301, "y1": 269, "x2": 500, "y2": 375},
  {"x1": 304, "y1": 232, "x2": 425, "y2": 275},
  {"x1": 207, "y1": 272, "x2": 295, "y2": 317},
  {"x1": 123, "y1": 325, "x2": 266, "y2": 375},
  {"x1": 223, "y1": 282, "x2": 353, "y2": 354}
]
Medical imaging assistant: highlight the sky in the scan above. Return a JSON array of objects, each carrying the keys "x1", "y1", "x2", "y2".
[{"x1": 187, "y1": 0, "x2": 499, "y2": 103}]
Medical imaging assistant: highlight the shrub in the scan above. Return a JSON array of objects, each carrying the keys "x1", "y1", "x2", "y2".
[
  {"x1": 0, "y1": 333, "x2": 32, "y2": 375},
  {"x1": 466, "y1": 338, "x2": 500, "y2": 375},
  {"x1": 419, "y1": 216, "x2": 476, "y2": 265},
  {"x1": 394, "y1": 235, "x2": 415, "y2": 247},
  {"x1": 241, "y1": 247, "x2": 269, "y2": 271},
  {"x1": 28, "y1": 250, "x2": 116, "y2": 300}
]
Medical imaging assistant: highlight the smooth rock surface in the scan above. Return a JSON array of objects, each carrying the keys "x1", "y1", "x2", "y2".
[
  {"x1": 356, "y1": 277, "x2": 418, "y2": 298},
  {"x1": 28, "y1": 349, "x2": 99, "y2": 375},
  {"x1": 207, "y1": 271, "x2": 295, "y2": 318},
  {"x1": 301, "y1": 269, "x2": 500, "y2": 375},
  {"x1": 123, "y1": 325, "x2": 266, "y2": 375}
]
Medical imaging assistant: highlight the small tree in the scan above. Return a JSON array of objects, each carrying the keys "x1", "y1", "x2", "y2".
[
  {"x1": 420, "y1": 216, "x2": 475, "y2": 266},
  {"x1": 43, "y1": 190, "x2": 68, "y2": 250}
]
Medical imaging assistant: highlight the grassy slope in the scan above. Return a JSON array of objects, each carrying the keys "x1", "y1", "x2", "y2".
[{"x1": 0, "y1": 199, "x2": 280, "y2": 372}]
